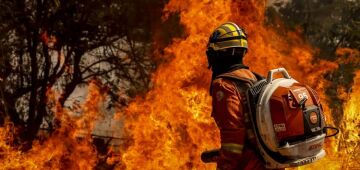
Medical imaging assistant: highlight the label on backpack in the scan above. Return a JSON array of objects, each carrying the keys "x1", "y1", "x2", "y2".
[
  {"x1": 290, "y1": 87, "x2": 310, "y2": 105},
  {"x1": 310, "y1": 112, "x2": 318, "y2": 124},
  {"x1": 274, "y1": 123, "x2": 286, "y2": 132},
  {"x1": 308, "y1": 142, "x2": 323, "y2": 151}
]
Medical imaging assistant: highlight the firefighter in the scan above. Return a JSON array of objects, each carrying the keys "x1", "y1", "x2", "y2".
[{"x1": 206, "y1": 22, "x2": 280, "y2": 170}]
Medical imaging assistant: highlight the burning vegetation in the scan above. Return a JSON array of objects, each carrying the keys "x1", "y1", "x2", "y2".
[{"x1": 0, "y1": 0, "x2": 359, "y2": 170}]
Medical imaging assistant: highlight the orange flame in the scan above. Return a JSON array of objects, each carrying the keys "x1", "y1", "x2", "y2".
[
  {"x1": 40, "y1": 31, "x2": 57, "y2": 48},
  {"x1": 119, "y1": 0, "x2": 341, "y2": 170},
  {"x1": 0, "y1": 81, "x2": 104, "y2": 169},
  {"x1": 336, "y1": 48, "x2": 360, "y2": 65},
  {"x1": 0, "y1": 1, "x2": 359, "y2": 170},
  {"x1": 338, "y1": 71, "x2": 360, "y2": 169}
]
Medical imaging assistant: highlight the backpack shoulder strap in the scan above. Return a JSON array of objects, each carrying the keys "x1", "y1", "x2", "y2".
[
  {"x1": 215, "y1": 72, "x2": 257, "y2": 86},
  {"x1": 252, "y1": 72, "x2": 265, "y2": 81},
  {"x1": 210, "y1": 71, "x2": 263, "y2": 96}
]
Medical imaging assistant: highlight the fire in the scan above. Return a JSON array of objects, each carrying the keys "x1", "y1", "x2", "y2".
[
  {"x1": 119, "y1": 0, "x2": 340, "y2": 170},
  {"x1": 336, "y1": 48, "x2": 360, "y2": 65},
  {"x1": 120, "y1": 1, "x2": 232, "y2": 169},
  {"x1": 40, "y1": 31, "x2": 57, "y2": 49},
  {"x1": 0, "y1": 0, "x2": 358, "y2": 169},
  {"x1": 338, "y1": 71, "x2": 360, "y2": 168},
  {"x1": 0, "y1": 81, "x2": 104, "y2": 169}
]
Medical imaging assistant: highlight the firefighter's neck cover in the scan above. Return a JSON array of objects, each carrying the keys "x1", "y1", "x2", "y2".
[{"x1": 206, "y1": 67, "x2": 329, "y2": 169}]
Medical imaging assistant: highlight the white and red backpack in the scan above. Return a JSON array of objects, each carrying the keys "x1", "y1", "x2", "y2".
[{"x1": 202, "y1": 68, "x2": 338, "y2": 169}]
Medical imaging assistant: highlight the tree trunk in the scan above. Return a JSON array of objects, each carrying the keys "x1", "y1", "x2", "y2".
[{"x1": 59, "y1": 50, "x2": 84, "y2": 106}]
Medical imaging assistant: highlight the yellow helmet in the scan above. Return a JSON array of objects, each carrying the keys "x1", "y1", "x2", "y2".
[{"x1": 207, "y1": 22, "x2": 248, "y2": 51}]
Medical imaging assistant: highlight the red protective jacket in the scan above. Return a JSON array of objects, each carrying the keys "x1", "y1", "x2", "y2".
[{"x1": 211, "y1": 68, "x2": 268, "y2": 170}]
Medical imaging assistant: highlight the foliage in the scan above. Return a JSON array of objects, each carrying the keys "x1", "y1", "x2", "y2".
[{"x1": 0, "y1": 0, "x2": 179, "y2": 146}]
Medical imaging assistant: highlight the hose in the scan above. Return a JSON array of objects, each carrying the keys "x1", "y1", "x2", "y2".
[{"x1": 323, "y1": 126, "x2": 339, "y2": 138}]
